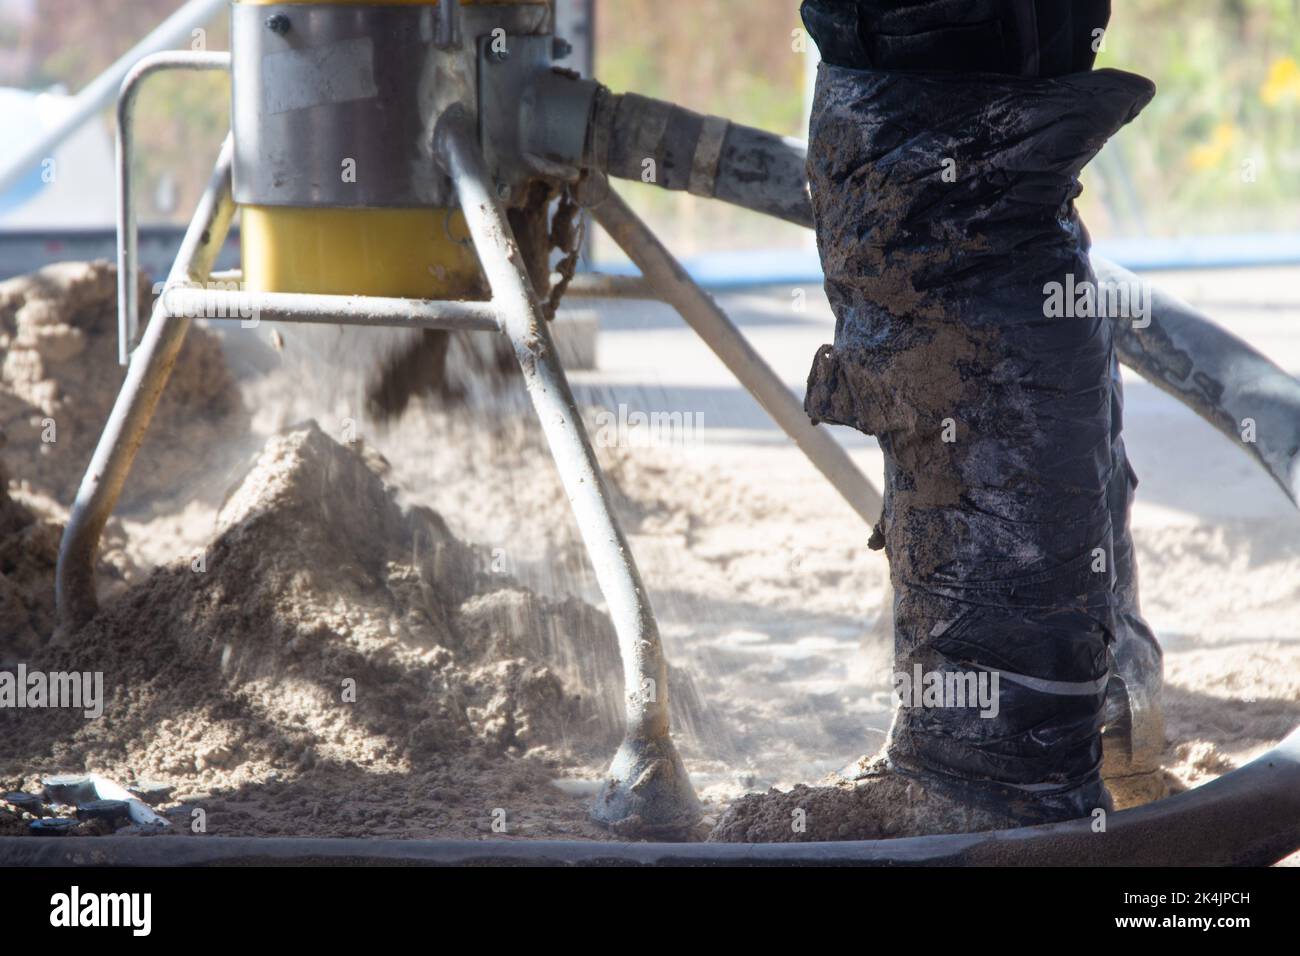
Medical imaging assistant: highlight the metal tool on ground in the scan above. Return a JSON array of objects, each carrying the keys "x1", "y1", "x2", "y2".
[{"x1": 39, "y1": 774, "x2": 169, "y2": 828}]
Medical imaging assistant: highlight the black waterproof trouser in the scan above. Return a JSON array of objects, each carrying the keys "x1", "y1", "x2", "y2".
[{"x1": 804, "y1": 63, "x2": 1156, "y2": 821}]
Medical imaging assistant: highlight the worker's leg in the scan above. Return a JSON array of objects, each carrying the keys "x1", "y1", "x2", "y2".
[
  {"x1": 817, "y1": 0, "x2": 1151, "y2": 820},
  {"x1": 712, "y1": 1, "x2": 1155, "y2": 840}
]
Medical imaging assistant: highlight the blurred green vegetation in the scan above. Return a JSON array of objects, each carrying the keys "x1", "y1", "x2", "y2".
[
  {"x1": 597, "y1": 0, "x2": 1300, "y2": 251},
  {"x1": 596, "y1": 0, "x2": 805, "y2": 135},
  {"x1": 596, "y1": 0, "x2": 809, "y2": 257},
  {"x1": 1083, "y1": 0, "x2": 1300, "y2": 236}
]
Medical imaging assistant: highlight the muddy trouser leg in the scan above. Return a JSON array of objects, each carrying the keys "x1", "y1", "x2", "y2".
[
  {"x1": 809, "y1": 252, "x2": 1121, "y2": 823},
  {"x1": 867, "y1": 301, "x2": 1120, "y2": 824},
  {"x1": 804, "y1": 64, "x2": 1156, "y2": 825}
]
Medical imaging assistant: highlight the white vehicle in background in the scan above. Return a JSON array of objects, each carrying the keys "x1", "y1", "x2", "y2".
[
  {"x1": 0, "y1": 85, "x2": 115, "y2": 229},
  {"x1": 0, "y1": 85, "x2": 172, "y2": 281},
  {"x1": 0, "y1": 0, "x2": 228, "y2": 281},
  {"x1": 0, "y1": 81, "x2": 230, "y2": 282}
]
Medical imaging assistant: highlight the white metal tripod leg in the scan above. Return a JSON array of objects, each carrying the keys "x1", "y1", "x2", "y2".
[
  {"x1": 57, "y1": 136, "x2": 237, "y2": 631},
  {"x1": 436, "y1": 108, "x2": 701, "y2": 835},
  {"x1": 590, "y1": 187, "x2": 883, "y2": 524},
  {"x1": 116, "y1": 51, "x2": 231, "y2": 364}
]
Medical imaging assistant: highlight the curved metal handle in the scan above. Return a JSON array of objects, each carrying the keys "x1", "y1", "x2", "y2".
[{"x1": 116, "y1": 51, "x2": 231, "y2": 365}]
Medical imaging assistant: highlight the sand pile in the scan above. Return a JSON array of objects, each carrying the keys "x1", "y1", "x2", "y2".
[
  {"x1": 0, "y1": 260, "x2": 245, "y2": 513},
  {"x1": 0, "y1": 454, "x2": 136, "y2": 661},
  {"x1": 708, "y1": 755, "x2": 1022, "y2": 842},
  {"x1": 0, "y1": 458, "x2": 60, "y2": 659},
  {"x1": 0, "y1": 422, "x2": 706, "y2": 838}
]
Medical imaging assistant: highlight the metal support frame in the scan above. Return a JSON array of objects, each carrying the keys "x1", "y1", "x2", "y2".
[
  {"x1": 71, "y1": 5, "x2": 882, "y2": 835},
  {"x1": 57, "y1": 136, "x2": 237, "y2": 631},
  {"x1": 159, "y1": 287, "x2": 500, "y2": 332},
  {"x1": 435, "y1": 108, "x2": 699, "y2": 832}
]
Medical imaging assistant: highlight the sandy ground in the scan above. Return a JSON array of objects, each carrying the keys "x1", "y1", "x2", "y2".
[{"x1": 1, "y1": 261, "x2": 1298, "y2": 855}]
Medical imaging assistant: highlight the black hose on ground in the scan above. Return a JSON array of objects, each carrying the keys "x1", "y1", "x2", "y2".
[{"x1": 3, "y1": 727, "x2": 1298, "y2": 866}]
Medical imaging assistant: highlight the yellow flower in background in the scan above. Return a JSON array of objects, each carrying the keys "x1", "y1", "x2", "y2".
[
  {"x1": 1188, "y1": 122, "x2": 1240, "y2": 171},
  {"x1": 1261, "y1": 56, "x2": 1300, "y2": 107}
]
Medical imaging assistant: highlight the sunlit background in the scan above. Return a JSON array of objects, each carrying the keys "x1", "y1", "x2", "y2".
[{"x1": 4, "y1": 0, "x2": 1299, "y2": 268}]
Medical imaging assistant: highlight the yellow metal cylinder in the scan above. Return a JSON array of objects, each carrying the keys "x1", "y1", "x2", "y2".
[
  {"x1": 235, "y1": 0, "x2": 545, "y2": 297},
  {"x1": 239, "y1": 205, "x2": 481, "y2": 298}
]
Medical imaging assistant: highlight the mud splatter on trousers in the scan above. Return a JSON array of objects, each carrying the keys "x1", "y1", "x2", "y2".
[{"x1": 804, "y1": 63, "x2": 1158, "y2": 821}]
